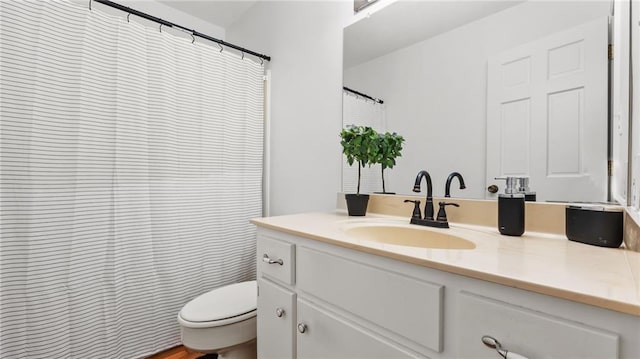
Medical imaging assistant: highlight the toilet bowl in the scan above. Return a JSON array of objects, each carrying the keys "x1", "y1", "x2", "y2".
[{"x1": 178, "y1": 281, "x2": 257, "y2": 359}]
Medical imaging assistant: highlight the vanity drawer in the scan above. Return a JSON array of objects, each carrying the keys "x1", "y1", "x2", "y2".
[
  {"x1": 456, "y1": 291, "x2": 619, "y2": 358},
  {"x1": 296, "y1": 246, "x2": 444, "y2": 353},
  {"x1": 257, "y1": 235, "x2": 295, "y2": 285}
]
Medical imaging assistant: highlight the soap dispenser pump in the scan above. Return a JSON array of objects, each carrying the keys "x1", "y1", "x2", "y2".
[
  {"x1": 495, "y1": 177, "x2": 525, "y2": 236},
  {"x1": 516, "y1": 176, "x2": 537, "y2": 202}
]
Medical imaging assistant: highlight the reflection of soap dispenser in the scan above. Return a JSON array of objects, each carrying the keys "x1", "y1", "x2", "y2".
[
  {"x1": 517, "y1": 177, "x2": 536, "y2": 202},
  {"x1": 496, "y1": 177, "x2": 525, "y2": 236}
]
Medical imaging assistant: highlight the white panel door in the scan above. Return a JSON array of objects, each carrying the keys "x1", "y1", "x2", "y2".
[{"x1": 486, "y1": 18, "x2": 608, "y2": 202}]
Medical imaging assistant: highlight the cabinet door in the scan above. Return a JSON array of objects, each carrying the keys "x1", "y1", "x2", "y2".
[
  {"x1": 456, "y1": 291, "x2": 619, "y2": 358},
  {"x1": 296, "y1": 299, "x2": 416, "y2": 358},
  {"x1": 257, "y1": 279, "x2": 295, "y2": 359}
]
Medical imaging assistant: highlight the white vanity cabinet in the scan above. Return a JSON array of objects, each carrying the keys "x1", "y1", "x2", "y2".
[
  {"x1": 257, "y1": 232, "x2": 429, "y2": 358},
  {"x1": 256, "y1": 227, "x2": 640, "y2": 359},
  {"x1": 256, "y1": 277, "x2": 418, "y2": 358}
]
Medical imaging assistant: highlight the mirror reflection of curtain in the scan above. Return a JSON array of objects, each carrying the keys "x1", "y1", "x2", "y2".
[{"x1": 342, "y1": 91, "x2": 386, "y2": 194}]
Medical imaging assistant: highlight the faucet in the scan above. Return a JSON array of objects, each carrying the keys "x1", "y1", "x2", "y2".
[
  {"x1": 445, "y1": 172, "x2": 466, "y2": 197},
  {"x1": 413, "y1": 170, "x2": 434, "y2": 220},
  {"x1": 405, "y1": 170, "x2": 460, "y2": 228}
]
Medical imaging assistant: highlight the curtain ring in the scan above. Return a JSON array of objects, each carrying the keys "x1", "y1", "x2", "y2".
[
  {"x1": 159, "y1": 23, "x2": 163, "y2": 33},
  {"x1": 127, "y1": 13, "x2": 131, "y2": 23},
  {"x1": 218, "y1": 43, "x2": 223, "y2": 53},
  {"x1": 191, "y1": 33, "x2": 195, "y2": 44},
  {"x1": 260, "y1": 58, "x2": 264, "y2": 66},
  {"x1": 88, "y1": 0, "x2": 92, "y2": 10},
  {"x1": 241, "y1": 52, "x2": 244, "y2": 60}
]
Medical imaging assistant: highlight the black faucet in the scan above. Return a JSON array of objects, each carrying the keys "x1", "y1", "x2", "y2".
[
  {"x1": 406, "y1": 170, "x2": 460, "y2": 229},
  {"x1": 445, "y1": 172, "x2": 466, "y2": 197},
  {"x1": 413, "y1": 170, "x2": 434, "y2": 220}
]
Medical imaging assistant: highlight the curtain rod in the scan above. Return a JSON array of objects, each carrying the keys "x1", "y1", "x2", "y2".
[
  {"x1": 343, "y1": 87, "x2": 384, "y2": 104},
  {"x1": 92, "y1": 0, "x2": 271, "y2": 62}
]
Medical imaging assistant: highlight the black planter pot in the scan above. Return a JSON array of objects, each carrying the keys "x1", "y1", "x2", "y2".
[{"x1": 345, "y1": 194, "x2": 370, "y2": 216}]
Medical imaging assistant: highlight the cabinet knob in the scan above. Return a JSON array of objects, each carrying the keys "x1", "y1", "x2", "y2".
[
  {"x1": 262, "y1": 253, "x2": 284, "y2": 265},
  {"x1": 275, "y1": 307, "x2": 285, "y2": 318},
  {"x1": 297, "y1": 323, "x2": 307, "y2": 334}
]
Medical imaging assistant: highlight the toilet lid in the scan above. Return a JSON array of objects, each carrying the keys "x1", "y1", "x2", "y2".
[{"x1": 180, "y1": 280, "x2": 257, "y2": 323}]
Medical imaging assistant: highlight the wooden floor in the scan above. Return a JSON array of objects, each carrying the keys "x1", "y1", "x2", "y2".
[{"x1": 147, "y1": 345, "x2": 203, "y2": 359}]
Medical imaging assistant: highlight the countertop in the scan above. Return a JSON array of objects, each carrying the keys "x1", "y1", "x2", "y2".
[{"x1": 251, "y1": 211, "x2": 640, "y2": 317}]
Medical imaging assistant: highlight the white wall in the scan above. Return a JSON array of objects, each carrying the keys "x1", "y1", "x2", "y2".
[
  {"x1": 612, "y1": 0, "x2": 631, "y2": 204},
  {"x1": 631, "y1": 0, "x2": 640, "y2": 210},
  {"x1": 227, "y1": 1, "x2": 352, "y2": 216},
  {"x1": 344, "y1": 1, "x2": 610, "y2": 198}
]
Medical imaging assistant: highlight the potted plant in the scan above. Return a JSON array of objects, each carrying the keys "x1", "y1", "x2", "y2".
[
  {"x1": 375, "y1": 131, "x2": 405, "y2": 194},
  {"x1": 340, "y1": 125, "x2": 379, "y2": 216}
]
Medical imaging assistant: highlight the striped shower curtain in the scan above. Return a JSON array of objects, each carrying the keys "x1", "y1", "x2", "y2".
[{"x1": 0, "y1": 1, "x2": 263, "y2": 358}]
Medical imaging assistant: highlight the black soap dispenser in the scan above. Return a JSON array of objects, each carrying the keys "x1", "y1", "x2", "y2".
[{"x1": 497, "y1": 177, "x2": 525, "y2": 236}]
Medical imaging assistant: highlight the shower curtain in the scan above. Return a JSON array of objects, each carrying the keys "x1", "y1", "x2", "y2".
[
  {"x1": 0, "y1": 1, "x2": 263, "y2": 358},
  {"x1": 342, "y1": 91, "x2": 386, "y2": 194}
]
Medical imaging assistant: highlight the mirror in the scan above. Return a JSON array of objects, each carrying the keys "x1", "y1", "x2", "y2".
[{"x1": 343, "y1": 0, "x2": 615, "y2": 202}]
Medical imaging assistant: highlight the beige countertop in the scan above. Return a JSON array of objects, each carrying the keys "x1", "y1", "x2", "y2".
[{"x1": 251, "y1": 211, "x2": 640, "y2": 317}]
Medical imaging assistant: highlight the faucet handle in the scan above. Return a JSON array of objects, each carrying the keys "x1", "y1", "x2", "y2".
[
  {"x1": 404, "y1": 199, "x2": 422, "y2": 220},
  {"x1": 437, "y1": 202, "x2": 459, "y2": 222}
]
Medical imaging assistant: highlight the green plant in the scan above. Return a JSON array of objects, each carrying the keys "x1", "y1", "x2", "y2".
[
  {"x1": 340, "y1": 126, "x2": 380, "y2": 194},
  {"x1": 376, "y1": 131, "x2": 405, "y2": 193}
]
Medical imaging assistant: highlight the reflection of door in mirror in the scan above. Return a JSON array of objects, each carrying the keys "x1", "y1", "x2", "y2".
[
  {"x1": 486, "y1": 18, "x2": 608, "y2": 202},
  {"x1": 342, "y1": 90, "x2": 386, "y2": 194}
]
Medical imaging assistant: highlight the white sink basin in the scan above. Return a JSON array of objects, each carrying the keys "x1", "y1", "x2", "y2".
[{"x1": 341, "y1": 220, "x2": 476, "y2": 250}]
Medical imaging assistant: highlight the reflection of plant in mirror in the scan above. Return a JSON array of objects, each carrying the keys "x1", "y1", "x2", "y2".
[
  {"x1": 376, "y1": 131, "x2": 405, "y2": 194},
  {"x1": 340, "y1": 125, "x2": 379, "y2": 194}
]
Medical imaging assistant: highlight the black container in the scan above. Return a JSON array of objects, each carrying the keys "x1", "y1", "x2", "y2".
[
  {"x1": 498, "y1": 194, "x2": 525, "y2": 236},
  {"x1": 565, "y1": 206, "x2": 623, "y2": 247}
]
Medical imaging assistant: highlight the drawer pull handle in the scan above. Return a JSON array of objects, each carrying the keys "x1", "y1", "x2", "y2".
[
  {"x1": 275, "y1": 308, "x2": 285, "y2": 318},
  {"x1": 262, "y1": 254, "x2": 284, "y2": 265},
  {"x1": 481, "y1": 335, "x2": 529, "y2": 359},
  {"x1": 297, "y1": 323, "x2": 307, "y2": 334}
]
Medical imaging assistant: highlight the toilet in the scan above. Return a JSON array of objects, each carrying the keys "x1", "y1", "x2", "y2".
[{"x1": 178, "y1": 280, "x2": 257, "y2": 359}]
